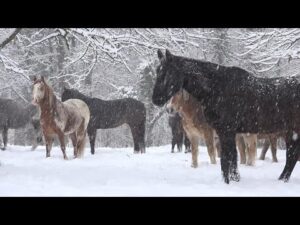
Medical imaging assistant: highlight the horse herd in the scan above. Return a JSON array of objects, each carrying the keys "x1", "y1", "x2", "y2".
[
  {"x1": 1, "y1": 48, "x2": 300, "y2": 185},
  {"x1": 153, "y1": 49, "x2": 300, "y2": 184}
]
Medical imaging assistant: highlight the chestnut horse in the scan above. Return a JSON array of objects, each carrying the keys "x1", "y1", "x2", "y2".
[
  {"x1": 167, "y1": 90, "x2": 259, "y2": 167},
  {"x1": 167, "y1": 90, "x2": 218, "y2": 167},
  {"x1": 32, "y1": 76, "x2": 90, "y2": 159}
]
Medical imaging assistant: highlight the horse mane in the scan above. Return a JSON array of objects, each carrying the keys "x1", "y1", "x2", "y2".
[
  {"x1": 172, "y1": 53, "x2": 250, "y2": 79},
  {"x1": 64, "y1": 88, "x2": 92, "y2": 102}
]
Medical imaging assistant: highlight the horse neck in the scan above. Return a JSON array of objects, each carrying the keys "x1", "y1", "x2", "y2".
[
  {"x1": 182, "y1": 72, "x2": 210, "y2": 103},
  {"x1": 39, "y1": 87, "x2": 58, "y2": 119},
  {"x1": 180, "y1": 97, "x2": 198, "y2": 119}
]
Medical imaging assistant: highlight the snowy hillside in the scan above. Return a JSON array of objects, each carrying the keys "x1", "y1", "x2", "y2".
[{"x1": 0, "y1": 144, "x2": 299, "y2": 196}]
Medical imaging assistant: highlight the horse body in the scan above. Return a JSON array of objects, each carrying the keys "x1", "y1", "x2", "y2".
[
  {"x1": 199, "y1": 69, "x2": 298, "y2": 134},
  {"x1": 61, "y1": 88, "x2": 146, "y2": 154},
  {"x1": 167, "y1": 90, "x2": 217, "y2": 167},
  {"x1": 32, "y1": 76, "x2": 90, "y2": 159},
  {"x1": 152, "y1": 49, "x2": 300, "y2": 183},
  {"x1": 0, "y1": 98, "x2": 41, "y2": 150}
]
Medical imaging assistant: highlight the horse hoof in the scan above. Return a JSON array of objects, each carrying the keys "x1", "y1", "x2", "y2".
[
  {"x1": 273, "y1": 159, "x2": 278, "y2": 163},
  {"x1": 223, "y1": 176, "x2": 230, "y2": 184},
  {"x1": 191, "y1": 164, "x2": 198, "y2": 168},
  {"x1": 1, "y1": 148, "x2": 5, "y2": 151},
  {"x1": 279, "y1": 174, "x2": 290, "y2": 182},
  {"x1": 230, "y1": 172, "x2": 240, "y2": 182}
]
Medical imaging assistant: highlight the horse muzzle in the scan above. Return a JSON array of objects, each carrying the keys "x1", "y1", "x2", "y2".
[{"x1": 31, "y1": 98, "x2": 39, "y2": 106}]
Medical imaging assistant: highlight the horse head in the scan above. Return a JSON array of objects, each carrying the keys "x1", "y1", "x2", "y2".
[
  {"x1": 152, "y1": 49, "x2": 185, "y2": 106},
  {"x1": 32, "y1": 75, "x2": 49, "y2": 105}
]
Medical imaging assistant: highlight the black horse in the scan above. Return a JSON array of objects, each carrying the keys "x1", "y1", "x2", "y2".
[
  {"x1": 61, "y1": 88, "x2": 146, "y2": 154},
  {"x1": 0, "y1": 98, "x2": 41, "y2": 150},
  {"x1": 167, "y1": 110, "x2": 191, "y2": 153},
  {"x1": 152, "y1": 49, "x2": 300, "y2": 184}
]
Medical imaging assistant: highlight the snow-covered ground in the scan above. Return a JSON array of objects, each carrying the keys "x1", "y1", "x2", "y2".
[{"x1": 0, "y1": 144, "x2": 299, "y2": 196}]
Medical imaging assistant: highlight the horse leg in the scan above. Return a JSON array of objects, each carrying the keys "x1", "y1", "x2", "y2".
[
  {"x1": 177, "y1": 132, "x2": 183, "y2": 153},
  {"x1": 246, "y1": 135, "x2": 257, "y2": 166},
  {"x1": 214, "y1": 133, "x2": 221, "y2": 158},
  {"x1": 58, "y1": 133, "x2": 68, "y2": 160},
  {"x1": 87, "y1": 127, "x2": 97, "y2": 155},
  {"x1": 129, "y1": 124, "x2": 144, "y2": 154},
  {"x1": 1, "y1": 126, "x2": 8, "y2": 150},
  {"x1": 131, "y1": 121, "x2": 146, "y2": 154},
  {"x1": 259, "y1": 139, "x2": 270, "y2": 160},
  {"x1": 236, "y1": 135, "x2": 246, "y2": 164},
  {"x1": 184, "y1": 134, "x2": 191, "y2": 153},
  {"x1": 279, "y1": 131, "x2": 300, "y2": 182},
  {"x1": 204, "y1": 129, "x2": 217, "y2": 164},
  {"x1": 190, "y1": 136, "x2": 199, "y2": 168},
  {"x1": 70, "y1": 132, "x2": 77, "y2": 158},
  {"x1": 138, "y1": 120, "x2": 146, "y2": 154},
  {"x1": 270, "y1": 137, "x2": 278, "y2": 163},
  {"x1": 171, "y1": 135, "x2": 176, "y2": 153},
  {"x1": 218, "y1": 131, "x2": 239, "y2": 184},
  {"x1": 44, "y1": 135, "x2": 53, "y2": 158}
]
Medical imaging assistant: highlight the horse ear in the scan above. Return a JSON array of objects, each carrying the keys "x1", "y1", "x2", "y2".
[
  {"x1": 41, "y1": 76, "x2": 45, "y2": 82},
  {"x1": 165, "y1": 49, "x2": 173, "y2": 62},
  {"x1": 157, "y1": 49, "x2": 164, "y2": 61},
  {"x1": 32, "y1": 76, "x2": 37, "y2": 82}
]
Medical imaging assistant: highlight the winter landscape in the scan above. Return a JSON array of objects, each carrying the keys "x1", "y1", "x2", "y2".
[
  {"x1": 1, "y1": 28, "x2": 300, "y2": 196},
  {"x1": 0, "y1": 145, "x2": 299, "y2": 196}
]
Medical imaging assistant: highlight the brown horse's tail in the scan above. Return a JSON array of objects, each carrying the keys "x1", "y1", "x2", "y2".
[
  {"x1": 77, "y1": 119, "x2": 87, "y2": 158},
  {"x1": 77, "y1": 130, "x2": 87, "y2": 158}
]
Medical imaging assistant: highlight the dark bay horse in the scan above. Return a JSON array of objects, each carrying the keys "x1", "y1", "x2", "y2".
[
  {"x1": 61, "y1": 88, "x2": 146, "y2": 154},
  {"x1": 32, "y1": 76, "x2": 90, "y2": 159},
  {"x1": 152, "y1": 49, "x2": 300, "y2": 184},
  {"x1": 167, "y1": 111, "x2": 191, "y2": 153},
  {"x1": 0, "y1": 98, "x2": 42, "y2": 150}
]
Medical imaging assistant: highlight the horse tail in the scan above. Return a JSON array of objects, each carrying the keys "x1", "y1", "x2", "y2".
[{"x1": 77, "y1": 130, "x2": 87, "y2": 158}]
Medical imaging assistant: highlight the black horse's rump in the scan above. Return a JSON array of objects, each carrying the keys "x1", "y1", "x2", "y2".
[
  {"x1": 167, "y1": 111, "x2": 191, "y2": 153},
  {"x1": 152, "y1": 49, "x2": 300, "y2": 183},
  {"x1": 61, "y1": 88, "x2": 146, "y2": 154},
  {"x1": 0, "y1": 98, "x2": 41, "y2": 150}
]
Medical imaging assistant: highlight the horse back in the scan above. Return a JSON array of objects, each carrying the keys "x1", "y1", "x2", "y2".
[
  {"x1": 206, "y1": 73, "x2": 300, "y2": 133},
  {"x1": 89, "y1": 97, "x2": 145, "y2": 128},
  {"x1": 63, "y1": 99, "x2": 90, "y2": 128}
]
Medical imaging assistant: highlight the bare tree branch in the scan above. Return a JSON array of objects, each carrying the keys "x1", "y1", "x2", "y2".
[{"x1": 0, "y1": 28, "x2": 22, "y2": 49}]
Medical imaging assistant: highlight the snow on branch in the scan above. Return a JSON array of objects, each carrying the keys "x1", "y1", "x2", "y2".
[{"x1": 0, "y1": 28, "x2": 21, "y2": 49}]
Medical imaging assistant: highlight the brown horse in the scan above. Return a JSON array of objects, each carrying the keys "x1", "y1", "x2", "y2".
[
  {"x1": 32, "y1": 76, "x2": 90, "y2": 159},
  {"x1": 236, "y1": 133, "x2": 284, "y2": 164},
  {"x1": 167, "y1": 90, "x2": 217, "y2": 167}
]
